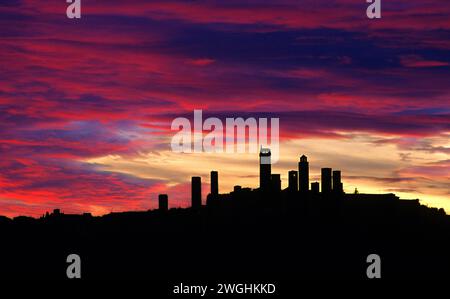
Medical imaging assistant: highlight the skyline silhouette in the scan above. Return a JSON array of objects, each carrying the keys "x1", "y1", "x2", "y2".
[
  {"x1": 1, "y1": 1, "x2": 449, "y2": 218},
  {"x1": 0, "y1": 149, "x2": 449, "y2": 280},
  {"x1": 0, "y1": 149, "x2": 439, "y2": 219}
]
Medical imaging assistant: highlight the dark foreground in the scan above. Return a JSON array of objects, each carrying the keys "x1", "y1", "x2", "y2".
[{"x1": 0, "y1": 190, "x2": 449, "y2": 283}]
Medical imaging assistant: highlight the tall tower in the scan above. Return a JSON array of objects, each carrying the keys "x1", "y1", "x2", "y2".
[
  {"x1": 158, "y1": 194, "x2": 168, "y2": 212},
  {"x1": 288, "y1": 170, "x2": 298, "y2": 191},
  {"x1": 321, "y1": 168, "x2": 332, "y2": 194},
  {"x1": 259, "y1": 148, "x2": 271, "y2": 189},
  {"x1": 191, "y1": 176, "x2": 202, "y2": 209},
  {"x1": 299, "y1": 155, "x2": 309, "y2": 192},
  {"x1": 333, "y1": 170, "x2": 343, "y2": 193},
  {"x1": 210, "y1": 171, "x2": 219, "y2": 197}
]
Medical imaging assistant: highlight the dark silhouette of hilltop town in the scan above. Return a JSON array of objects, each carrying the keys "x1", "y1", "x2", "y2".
[{"x1": 0, "y1": 149, "x2": 449, "y2": 282}]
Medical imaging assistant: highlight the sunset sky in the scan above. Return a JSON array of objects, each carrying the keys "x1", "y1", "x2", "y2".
[{"x1": 0, "y1": 0, "x2": 449, "y2": 217}]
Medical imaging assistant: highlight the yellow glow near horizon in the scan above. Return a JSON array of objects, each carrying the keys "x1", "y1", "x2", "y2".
[{"x1": 86, "y1": 134, "x2": 450, "y2": 213}]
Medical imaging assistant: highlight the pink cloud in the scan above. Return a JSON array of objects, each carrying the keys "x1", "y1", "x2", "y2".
[
  {"x1": 400, "y1": 55, "x2": 449, "y2": 68},
  {"x1": 186, "y1": 58, "x2": 216, "y2": 66}
]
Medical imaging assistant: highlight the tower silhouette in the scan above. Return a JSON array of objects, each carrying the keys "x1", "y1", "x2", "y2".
[
  {"x1": 191, "y1": 176, "x2": 202, "y2": 209},
  {"x1": 158, "y1": 194, "x2": 168, "y2": 212},
  {"x1": 321, "y1": 168, "x2": 332, "y2": 194},
  {"x1": 311, "y1": 182, "x2": 320, "y2": 194},
  {"x1": 210, "y1": 171, "x2": 219, "y2": 197},
  {"x1": 259, "y1": 148, "x2": 271, "y2": 189},
  {"x1": 288, "y1": 170, "x2": 298, "y2": 191},
  {"x1": 299, "y1": 155, "x2": 309, "y2": 192},
  {"x1": 332, "y1": 170, "x2": 343, "y2": 193},
  {"x1": 271, "y1": 174, "x2": 281, "y2": 192}
]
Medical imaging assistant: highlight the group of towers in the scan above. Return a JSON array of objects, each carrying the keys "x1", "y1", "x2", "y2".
[
  {"x1": 158, "y1": 148, "x2": 344, "y2": 211},
  {"x1": 260, "y1": 148, "x2": 343, "y2": 194}
]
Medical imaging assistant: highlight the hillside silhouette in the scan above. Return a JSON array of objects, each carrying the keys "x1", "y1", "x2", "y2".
[{"x1": 0, "y1": 150, "x2": 449, "y2": 281}]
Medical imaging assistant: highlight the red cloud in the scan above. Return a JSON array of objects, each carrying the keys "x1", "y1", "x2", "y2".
[{"x1": 400, "y1": 55, "x2": 449, "y2": 68}]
